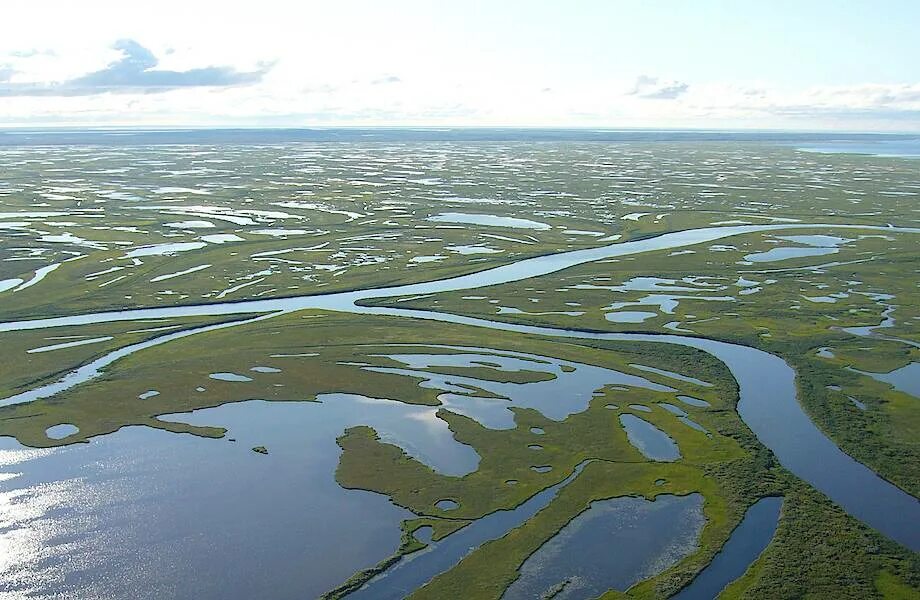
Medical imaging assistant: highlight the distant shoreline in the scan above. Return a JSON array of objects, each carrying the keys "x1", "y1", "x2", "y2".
[{"x1": 0, "y1": 127, "x2": 918, "y2": 147}]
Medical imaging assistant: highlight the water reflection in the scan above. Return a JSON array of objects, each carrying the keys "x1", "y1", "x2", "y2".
[
  {"x1": 503, "y1": 494, "x2": 704, "y2": 599},
  {"x1": 363, "y1": 345, "x2": 674, "y2": 427},
  {"x1": 0, "y1": 400, "x2": 438, "y2": 600},
  {"x1": 619, "y1": 415, "x2": 681, "y2": 462},
  {"x1": 672, "y1": 497, "x2": 782, "y2": 599}
]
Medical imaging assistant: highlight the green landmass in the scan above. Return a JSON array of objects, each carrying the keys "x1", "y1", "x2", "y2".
[{"x1": 1, "y1": 142, "x2": 917, "y2": 599}]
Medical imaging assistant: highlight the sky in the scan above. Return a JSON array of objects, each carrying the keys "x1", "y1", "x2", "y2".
[{"x1": 1, "y1": 0, "x2": 919, "y2": 131}]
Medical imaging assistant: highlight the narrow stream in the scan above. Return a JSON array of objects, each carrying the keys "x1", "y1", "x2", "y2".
[
  {"x1": 670, "y1": 497, "x2": 783, "y2": 599},
  {"x1": 2, "y1": 223, "x2": 917, "y2": 333},
  {"x1": 346, "y1": 462, "x2": 592, "y2": 600},
  {"x1": 2, "y1": 222, "x2": 919, "y2": 554}
]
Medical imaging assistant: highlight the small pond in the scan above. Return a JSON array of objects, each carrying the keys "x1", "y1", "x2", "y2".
[
  {"x1": 619, "y1": 415, "x2": 681, "y2": 461},
  {"x1": 45, "y1": 424, "x2": 79, "y2": 439},
  {"x1": 427, "y1": 212, "x2": 550, "y2": 230},
  {"x1": 503, "y1": 493, "x2": 705, "y2": 599}
]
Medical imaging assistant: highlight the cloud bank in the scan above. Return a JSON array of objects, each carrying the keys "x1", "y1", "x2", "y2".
[
  {"x1": 0, "y1": 39, "x2": 270, "y2": 96},
  {"x1": 0, "y1": 38, "x2": 918, "y2": 131}
]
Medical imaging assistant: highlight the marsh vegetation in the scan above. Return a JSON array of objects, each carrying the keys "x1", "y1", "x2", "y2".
[{"x1": 1, "y1": 138, "x2": 917, "y2": 599}]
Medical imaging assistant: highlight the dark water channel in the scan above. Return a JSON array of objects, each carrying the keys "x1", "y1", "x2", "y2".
[{"x1": 671, "y1": 497, "x2": 783, "y2": 599}]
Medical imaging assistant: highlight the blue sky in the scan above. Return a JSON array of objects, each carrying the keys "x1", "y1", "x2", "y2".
[{"x1": 1, "y1": 0, "x2": 918, "y2": 130}]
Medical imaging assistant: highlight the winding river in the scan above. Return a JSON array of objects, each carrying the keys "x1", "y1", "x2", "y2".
[{"x1": 1, "y1": 222, "x2": 919, "y2": 552}]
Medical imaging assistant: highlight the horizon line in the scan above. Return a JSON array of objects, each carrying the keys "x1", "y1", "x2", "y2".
[{"x1": 1, "y1": 124, "x2": 919, "y2": 136}]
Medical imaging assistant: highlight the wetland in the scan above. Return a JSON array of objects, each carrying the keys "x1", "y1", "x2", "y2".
[{"x1": 0, "y1": 131, "x2": 918, "y2": 599}]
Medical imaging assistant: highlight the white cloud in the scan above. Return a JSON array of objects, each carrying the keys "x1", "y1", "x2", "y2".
[
  {"x1": 0, "y1": 39, "x2": 270, "y2": 96},
  {"x1": 0, "y1": 2, "x2": 917, "y2": 132},
  {"x1": 2, "y1": 71, "x2": 919, "y2": 131},
  {"x1": 673, "y1": 82, "x2": 920, "y2": 128},
  {"x1": 628, "y1": 75, "x2": 689, "y2": 100}
]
